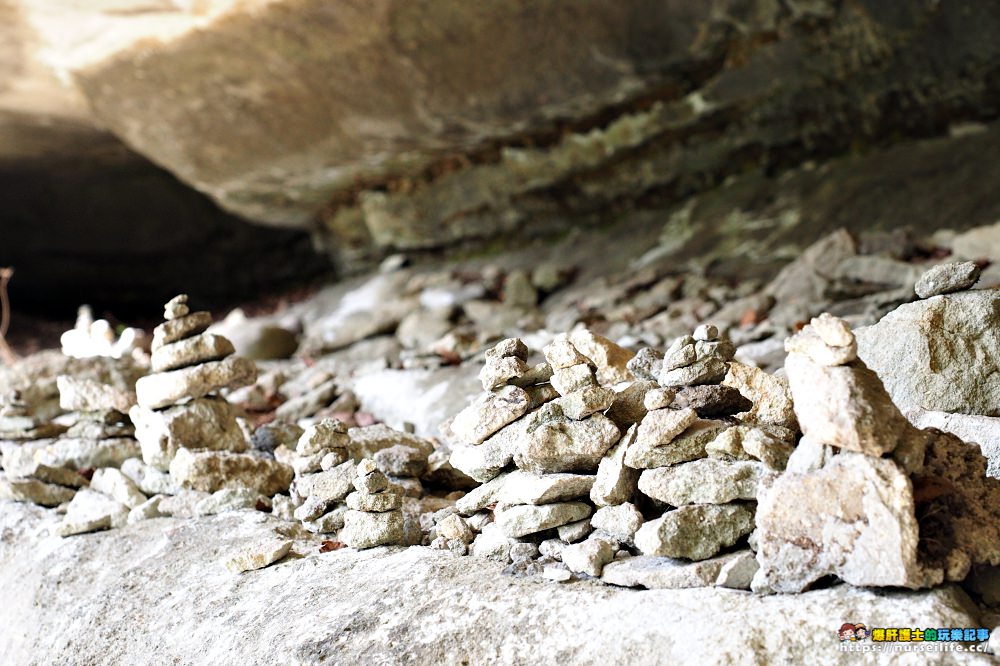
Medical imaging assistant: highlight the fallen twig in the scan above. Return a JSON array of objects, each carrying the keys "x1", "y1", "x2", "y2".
[{"x1": 0, "y1": 267, "x2": 19, "y2": 365}]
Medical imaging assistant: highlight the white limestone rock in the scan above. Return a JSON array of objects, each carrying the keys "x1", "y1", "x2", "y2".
[
  {"x1": 135, "y1": 356, "x2": 257, "y2": 410},
  {"x1": 555, "y1": 386, "x2": 615, "y2": 420},
  {"x1": 590, "y1": 425, "x2": 640, "y2": 507},
  {"x1": 638, "y1": 459, "x2": 771, "y2": 506},
  {"x1": 0, "y1": 474, "x2": 76, "y2": 507},
  {"x1": 753, "y1": 453, "x2": 934, "y2": 593},
  {"x1": 296, "y1": 419, "x2": 349, "y2": 456},
  {"x1": 591, "y1": 503, "x2": 643, "y2": 544},
  {"x1": 568, "y1": 329, "x2": 635, "y2": 385},
  {"x1": 57, "y1": 488, "x2": 129, "y2": 537},
  {"x1": 195, "y1": 488, "x2": 268, "y2": 516},
  {"x1": 856, "y1": 290, "x2": 1000, "y2": 416},
  {"x1": 224, "y1": 537, "x2": 293, "y2": 573},
  {"x1": 57, "y1": 375, "x2": 135, "y2": 414},
  {"x1": 514, "y1": 412, "x2": 620, "y2": 474},
  {"x1": 150, "y1": 333, "x2": 235, "y2": 373},
  {"x1": 342, "y1": 509, "x2": 404, "y2": 549},
  {"x1": 498, "y1": 470, "x2": 595, "y2": 505},
  {"x1": 722, "y1": 362, "x2": 797, "y2": 431},
  {"x1": 635, "y1": 504, "x2": 754, "y2": 561},
  {"x1": 914, "y1": 260, "x2": 981, "y2": 298},
  {"x1": 625, "y1": 418, "x2": 724, "y2": 470},
  {"x1": 784, "y1": 351, "x2": 920, "y2": 457},
  {"x1": 602, "y1": 552, "x2": 747, "y2": 589},
  {"x1": 714, "y1": 550, "x2": 759, "y2": 590},
  {"x1": 450, "y1": 385, "x2": 532, "y2": 444},
  {"x1": 169, "y1": 448, "x2": 293, "y2": 497},
  {"x1": 127, "y1": 495, "x2": 165, "y2": 524},
  {"x1": 90, "y1": 468, "x2": 147, "y2": 509},
  {"x1": 562, "y1": 536, "x2": 615, "y2": 577},
  {"x1": 495, "y1": 501, "x2": 592, "y2": 538}
]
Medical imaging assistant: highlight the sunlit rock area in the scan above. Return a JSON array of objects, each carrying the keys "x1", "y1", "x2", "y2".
[{"x1": 4, "y1": 1, "x2": 1000, "y2": 664}]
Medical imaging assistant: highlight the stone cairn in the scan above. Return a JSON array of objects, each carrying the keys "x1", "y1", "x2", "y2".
[
  {"x1": 342, "y1": 459, "x2": 404, "y2": 548},
  {"x1": 435, "y1": 327, "x2": 798, "y2": 588},
  {"x1": 287, "y1": 419, "x2": 357, "y2": 535},
  {"x1": 754, "y1": 312, "x2": 1000, "y2": 593},
  {"x1": 130, "y1": 295, "x2": 292, "y2": 509},
  {"x1": 279, "y1": 418, "x2": 431, "y2": 547}
]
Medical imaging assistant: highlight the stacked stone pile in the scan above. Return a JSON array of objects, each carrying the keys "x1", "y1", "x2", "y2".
[
  {"x1": 341, "y1": 459, "x2": 404, "y2": 549},
  {"x1": 434, "y1": 327, "x2": 798, "y2": 586},
  {"x1": 285, "y1": 419, "x2": 356, "y2": 534},
  {"x1": 754, "y1": 312, "x2": 1000, "y2": 593},
  {"x1": 127, "y1": 296, "x2": 292, "y2": 504}
]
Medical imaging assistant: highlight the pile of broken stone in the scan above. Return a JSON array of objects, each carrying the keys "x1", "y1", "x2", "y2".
[{"x1": 2, "y1": 265, "x2": 1000, "y2": 594}]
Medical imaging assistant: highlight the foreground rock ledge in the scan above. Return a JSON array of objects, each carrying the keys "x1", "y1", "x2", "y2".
[{"x1": 0, "y1": 503, "x2": 990, "y2": 665}]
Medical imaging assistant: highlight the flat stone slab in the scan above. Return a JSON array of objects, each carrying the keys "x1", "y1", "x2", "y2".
[{"x1": 0, "y1": 504, "x2": 993, "y2": 665}]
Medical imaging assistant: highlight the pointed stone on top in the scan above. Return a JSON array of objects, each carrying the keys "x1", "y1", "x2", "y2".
[{"x1": 164, "y1": 294, "x2": 190, "y2": 321}]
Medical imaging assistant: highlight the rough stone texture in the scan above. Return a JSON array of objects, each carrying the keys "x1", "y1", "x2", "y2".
[
  {"x1": 604, "y1": 380, "x2": 656, "y2": 429},
  {"x1": 90, "y1": 468, "x2": 147, "y2": 509},
  {"x1": 342, "y1": 509, "x2": 404, "y2": 549},
  {"x1": 0, "y1": 504, "x2": 992, "y2": 664},
  {"x1": 169, "y1": 449, "x2": 293, "y2": 497},
  {"x1": 224, "y1": 537, "x2": 293, "y2": 574},
  {"x1": 513, "y1": 413, "x2": 620, "y2": 474},
  {"x1": 591, "y1": 503, "x2": 644, "y2": 544},
  {"x1": 135, "y1": 357, "x2": 257, "y2": 410},
  {"x1": 454, "y1": 472, "x2": 509, "y2": 516},
  {"x1": 150, "y1": 333, "x2": 235, "y2": 373},
  {"x1": 131, "y1": 397, "x2": 247, "y2": 471},
  {"x1": 658, "y1": 357, "x2": 728, "y2": 388},
  {"x1": 57, "y1": 376, "x2": 135, "y2": 414},
  {"x1": 603, "y1": 552, "x2": 748, "y2": 590},
  {"x1": 479, "y1": 356, "x2": 529, "y2": 391},
  {"x1": 722, "y1": 363, "x2": 797, "y2": 430},
  {"x1": 555, "y1": 387, "x2": 615, "y2": 421},
  {"x1": 1, "y1": 437, "x2": 140, "y2": 474},
  {"x1": 625, "y1": 419, "x2": 724, "y2": 470},
  {"x1": 670, "y1": 385, "x2": 752, "y2": 418},
  {"x1": 714, "y1": 551, "x2": 759, "y2": 590},
  {"x1": 638, "y1": 460, "x2": 770, "y2": 506},
  {"x1": 153, "y1": 312, "x2": 214, "y2": 351},
  {"x1": 562, "y1": 537, "x2": 615, "y2": 577},
  {"x1": 448, "y1": 440, "x2": 512, "y2": 484},
  {"x1": 754, "y1": 453, "x2": 933, "y2": 593},
  {"x1": 591, "y1": 425, "x2": 640, "y2": 507},
  {"x1": 348, "y1": 424, "x2": 435, "y2": 461},
  {"x1": 346, "y1": 491, "x2": 402, "y2": 513},
  {"x1": 631, "y1": 408, "x2": 698, "y2": 453},
  {"x1": 550, "y1": 364, "x2": 597, "y2": 397},
  {"x1": 915, "y1": 261, "x2": 982, "y2": 299},
  {"x1": 57, "y1": 489, "x2": 129, "y2": 537},
  {"x1": 707, "y1": 426, "x2": 795, "y2": 472},
  {"x1": 627, "y1": 349, "x2": 664, "y2": 382},
  {"x1": 920, "y1": 430, "x2": 1000, "y2": 578},
  {"x1": 195, "y1": 488, "x2": 267, "y2": 516},
  {"x1": 498, "y1": 471, "x2": 595, "y2": 506},
  {"x1": 494, "y1": 502, "x2": 591, "y2": 539},
  {"x1": 784, "y1": 352, "x2": 920, "y2": 456},
  {"x1": 635, "y1": 504, "x2": 754, "y2": 561},
  {"x1": 0, "y1": 475, "x2": 75, "y2": 507},
  {"x1": 906, "y1": 409, "x2": 1000, "y2": 478},
  {"x1": 450, "y1": 386, "x2": 531, "y2": 445},
  {"x1": 856, "y1": 291, "x2": 1000, "y2": 416},
  {"x1": 568, "y1": 329, "x2": 635, "y2": 386}
]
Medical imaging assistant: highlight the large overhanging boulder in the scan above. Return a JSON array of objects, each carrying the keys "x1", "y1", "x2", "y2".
[{"x1": 7, "y1": 0, "x2": 1000, "y2": 261}]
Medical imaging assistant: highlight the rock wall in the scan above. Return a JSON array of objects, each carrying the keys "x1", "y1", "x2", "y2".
[{"x1": 7, "y1": 0, "x2": 1000, "y2": 296}]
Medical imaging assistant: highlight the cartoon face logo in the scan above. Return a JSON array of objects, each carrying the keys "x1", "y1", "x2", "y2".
[
  {"x1": 839, "y1": 623, "x2": 857, "y2": 641},
  {"x1": 854, "y1": 624, "x2": 869, "y2": 640}
]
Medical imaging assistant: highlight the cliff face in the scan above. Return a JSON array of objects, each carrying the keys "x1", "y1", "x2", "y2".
[{"x1": 5, "y1": 0, "x2": 1000, "y2": 307}]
